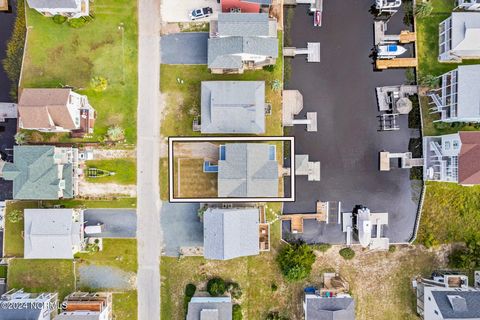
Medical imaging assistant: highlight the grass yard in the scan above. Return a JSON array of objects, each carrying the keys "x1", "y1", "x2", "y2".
[
  {"x1": 76, "y1": 239, "x2": 137, "y2": 273},
  {"x1": 41, "y1": 197, "x2": 137, "y2": 208},
  {"x1": 7, "y1": 259, "x2": 75, "y2": 299},
  {"x1": 416, "y1": 0, "x2": 480, "y2": 78},
  {"x1": 21, "y1": 0, "x2": 138, "y2": 143},
  {"x1": 417, "y1": 182, "x2": 480, "y2": 246},
  {"x1": 160, "y1": 32, "x2": 283, "y2": 138},
  {"x1": 113, "y1": 291, "x2": 138, "y2": 320},
  {"x1": 160, "y1": 158, "x2": 169, "y2": 200},
  {"x1": 85, "y1": 159, "x2": 136, "y2": 185},
  {"x1": 3, "y1": 201, "x2": 40, "y2": 257},
  {"x1": 174, "y1": 158, "x2": 217, "y2": 198}
]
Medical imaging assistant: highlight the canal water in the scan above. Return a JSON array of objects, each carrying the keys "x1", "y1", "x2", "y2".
[{"x1": 0, "y1": 0, "x2": 17, "y2": 102}]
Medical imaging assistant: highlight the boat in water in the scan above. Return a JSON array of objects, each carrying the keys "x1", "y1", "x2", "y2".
[{"x1": 376, "y1": 44, "x2": 407, "y2": 58}]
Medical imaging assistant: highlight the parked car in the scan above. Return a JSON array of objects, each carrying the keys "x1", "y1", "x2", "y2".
[
  {"x1": 84, "y1": 223, "x2": 105, "y2": 235},
  {"x1": 189, "y1": 7, "x2": 213, "y2": 20}
]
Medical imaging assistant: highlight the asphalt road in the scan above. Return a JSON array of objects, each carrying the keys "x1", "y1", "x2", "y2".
[
  {"x1": 84, "y1": 209, "x2": 136, "y2": 238},
  {"x1": 283, "y1": 2, "x2": 420, "y2": 244},
  {"x1": 161, "y1": 32, "x2": 208, "y2": 64},
  {"x1": 137, "y1": 0, "x2": 162, "y2": 319}
]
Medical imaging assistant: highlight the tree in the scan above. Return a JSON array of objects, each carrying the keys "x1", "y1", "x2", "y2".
[
  {"x1": 7, "y1": 209, "x2": 23, "y2": 223},
  {"x1": 227, "y1": 282, "x2": 242, "y2": 299},
  {"x1": 265, "y1": 311, "x2": 289, "y2": 320},
  {"x1": 52, "y1": 15, "x2": 67, "y2": 24},
  {"x1": 449, "y1": 235, "x2": 480, "y2": 269},
  {"x1": 207, "y1": 278, "x2": 226, "y2": 297},
  {"x1": 90, "y1": 76, "x2": 108, "y2": 92},
  {"x1": 276, "y1": 242, "x2": 315, "y2": 282},
  {"x1": 415, "y1": 1, "x2": 433, "y2": 18},
  {"x1": 339, "y1": 247, "x2": 355, "y2": 260},
  {"x1": 271, "y1": 79, "x2": 282, "y2": 91},
  {"x1": 14, "y1": 131, "x2": 27, "y2": 145},
  {"x1": 106, "y1": 125, "x2": 125, "y2": 141},
  {"x1": 232, "y1": 304, "x2": 243, "y2": 320}
]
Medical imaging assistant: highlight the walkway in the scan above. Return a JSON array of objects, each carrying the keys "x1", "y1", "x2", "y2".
[{"x1": 137, "y1": 0, "x2": 162, "y2": 319}]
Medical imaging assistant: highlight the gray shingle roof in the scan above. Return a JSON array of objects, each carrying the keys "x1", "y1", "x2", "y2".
[
  {"x1": 450, "y1": 12, "x2": 480, "y2": 53},
  {"x1": 217, "y1": 13, "x2": 271, "y2": 36},
  {"x1": 456, "y1": 65, "x2": 480, "y2": 119},
  {"x1": 186, "y1": 297, "x2": 232, "y2": 320},
  {"x1": 203, "y1": 208, "x2": 259, "y2": 260},
  {"x1": 201, "y1": 81, "x2": 265, "y2": 134},
  {"x1": 24, "y1": 209, "x2": 82, "y2": 259},
  {"x1": 218, "y1": 143, "x2": 278, "y2": 197},
  {"x1": 1, "y1": 146, "x2": 74, "y2": 200},
  {"x1": 27, "y1": 0, "x2": 78, "y2": 9},
  {"x1": 0, "y1": 305, "x2": 42, "y2": 320},
  {"x1": 306, "y1": 295, "x2": 355, "y2": 320},
  {"x1": 432, "y1": 291, "x2": 480, "y2": 319}
]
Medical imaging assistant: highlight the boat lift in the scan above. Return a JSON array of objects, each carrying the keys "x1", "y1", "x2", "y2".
[
  {"x1": 286, "y1": 0, "x2": 323, "y2": 27},
  {"x1": 379, "y1": 113, "x2": 400, "y2": 131},
  {"x1": 375, "y1": 0, "x2": 402, "y2": 15},
  {"x1": 379, "y1": 151, "x2": 424, "y2": 171}
]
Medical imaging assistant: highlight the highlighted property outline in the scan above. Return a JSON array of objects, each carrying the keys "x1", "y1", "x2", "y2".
[{"x1": 168, "y1": 136, "x2": 295, "y2": 203}]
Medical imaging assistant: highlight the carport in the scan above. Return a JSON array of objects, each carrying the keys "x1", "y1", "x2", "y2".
[
  {"x1": 84, "y1": 209, "x2": 136, "y2": 238},
  {"x1": 161, "y1": 32, "x2": 208, "y2": 65}
]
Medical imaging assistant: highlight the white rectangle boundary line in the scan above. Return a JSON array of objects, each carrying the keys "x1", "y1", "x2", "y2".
[{"x1": 168, "y1": 136, "x2": 295, "y2": 203}]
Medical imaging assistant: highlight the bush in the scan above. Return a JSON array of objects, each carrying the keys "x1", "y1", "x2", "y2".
[
  {"x1": 106, "y1": 125, "x2": 125, "y2": 141},
  {"x1": 388, "y1": 245, "x2": 396, "y2": 253},
  {"x1": 232, "y1": 304, "x2": 243, "y2": 320},
  {"x1": 185, "y1": 283, "x2": 196, "y2": 297},
  {"x1": 207, "y1": 278, "x2": 226, "y2": 297},
  {"x1": 263, "y1": 65, "x2": 275, "y2": 72},
  {"x1": 90, "y1": 76, "x2": 108, "y2": 92},
  {"x1": 68, "y1": 18, "x2": 87, "y2": 28},
  {"x1": 7, "y1": 209, "x2": 23, "y2": 223},
  {"x1": 270, "y1": 283, "x2": 278, "y2": 292},
  {"x1": 265, "y1": 311, "x2": 289, "y2": 320},
  {"x1": 52, "y1": 15, "x2": 67, "y2": 24},
  {"x1": 339, "y1": 247, "x2": 355, "y2": 260},
  {"x1": 2, "y1": 0, "x2": 25, "y2": 99},
  {"x1": 227, "y1": 282, "x2": 242, "y2": 299},
  {"x1": 449, "y1": 236, "x2": 480, "y2": 269},
  {"x1": 277, "y1": 242, "x2": 316, "y2": 282},
  {"x1": 312, "y1": 243, "x2": 331, "y2": 252},
  {"x1": 14, "y1": 131, "x2": 28, "y2": 145},
  {"x1": 422, "y1": 232, "x2": 438, "y2": 248},
  {"x1": 415, "y1": 1, "x2": 433, "y2": 18},
  {"x1": 419, "y1": 74, "x2": 439, "y2": 88}
]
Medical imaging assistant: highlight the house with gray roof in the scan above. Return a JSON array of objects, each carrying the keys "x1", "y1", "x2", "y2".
[
  {"x1": 201, "y1": 81, "x2": 266, "y2": 134},
  {"x1": 218, "y1": 143, "x2": 279, "y2": 198},
  {"x1": 0, "y1": 145, "x2": 79, "y2": 200},
  {"x1": 208, "y1": 13, "x2": 278, "y2": 74},
  {"x1": 438, "y1": 12, "x2": 480, "y2": 62},
  {"x1": 24, "y1": 209, "x2": 85, "y2": 259},
  {"x1": 0, "y1": 289, "x2": 58, "y2": 320},
  {"x1": 186, "y1": 296, "x2": 232, "y2": 320},
  {"x1": 27, "y1": 0, "x2": 89, "y2": 18},
  {"x1": 203, "y1": 207, "x2": 260, "y2": 260},
  {"x1": 428, "y1": 65, "x2": 480, "y2": 123},
  {"x1": 304, "y1": 294, "x2": 355, "y2": 320}
]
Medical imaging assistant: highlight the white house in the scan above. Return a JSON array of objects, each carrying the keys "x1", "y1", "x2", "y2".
[
  {"x1": 456, "y1": 0, "x2": 480, "y2": 11},
  {"x1": 27, "y1": 0, "x2": 89, "y2": 18},
  {"x1": 438, "y1": 12, "x2": 480, "y2": 62},
  {"x1": 0, "y1": 289, "x2": 58, "y2": 320},
  {"x1": 55, "y1": 292, "x2": 112, "y2": 320},
  {"x1": 428, "y1": 65, "x2": 480, "y2": 122},
  {"x1": 18, "y1": 88, "x2": 95, "y2": 136}
]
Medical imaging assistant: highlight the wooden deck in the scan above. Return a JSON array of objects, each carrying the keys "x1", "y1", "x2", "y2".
[
  {"x1": 282, "y1": 201, "x2": 328, "y2": 233},
  {"x1": 399, "y1": 31, "x2": 416, "y2": 43},
  {"x1": 376, "y1": 58, "x2": 417, "y2": 69},
  {"x1": 0, "y1": 0, "x2": 8, "y2": 11}
]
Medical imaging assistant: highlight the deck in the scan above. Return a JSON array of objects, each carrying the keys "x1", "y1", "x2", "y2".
[
  {"x1": 281, "y1": 201, "x2": 329, "y2": 233},
  {"x1": 0, "y1": 0, "x2": 7, "y2": 11},
  {"x1": 376, "y1": 58, "x2": 417, "y2": 69}
]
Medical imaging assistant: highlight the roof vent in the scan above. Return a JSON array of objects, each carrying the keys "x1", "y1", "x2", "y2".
[{"x1": 447, "y1": 295, "x2": 468, "y2": 312}]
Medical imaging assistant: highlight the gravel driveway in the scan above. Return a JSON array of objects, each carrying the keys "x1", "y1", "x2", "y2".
[
  {"x1": 161, "y1": 32, "x2": 208, "y2": 64},
  {"x1": 78, "y1": 265, "x2": 136, "y2": 290},
  {"x1": 84, "y1": 209, "x2": 136, "y2": 238}
]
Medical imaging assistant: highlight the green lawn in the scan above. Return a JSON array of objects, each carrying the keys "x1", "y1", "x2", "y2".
[
  {"x1": 417, "y1": 182, "x2": 480, "y2": 246},
  {"x1": 416, "y1": 0, "x2": 480, "y2": 78},
  {"x1": 3, "y1": 201, "x2": 40, "y2": 257},
  {"x1": 76, "y1": 239, "x2": 137, "y2": 273},
  {"x1": 160, "y1": 32, "x2": 283, "y2": 138},
  {"x1": 21, "y1": 0, "x2": 138, "y2": 143},
  {"x1": 7, "y1": 259, "x2": 75, "y2": 299},
  {"x1": 41, "y1": 197, "x2": 137, "y2": 208},
  {"x1": 113, "y1": 291, "x2": 138, "y2": 320},
  {"x1": 85, "y1": 159, "x2": 136, "y2": 185}
]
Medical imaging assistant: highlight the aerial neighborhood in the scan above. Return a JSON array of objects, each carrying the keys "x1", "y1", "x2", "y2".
[{"x1": 0, "y1": 0, "x2": 479, "y2": 319}]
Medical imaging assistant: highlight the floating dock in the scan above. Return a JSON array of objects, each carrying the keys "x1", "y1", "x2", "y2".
[{"x1": 374, "y1": 20, "x2": 416, "y2": 45}]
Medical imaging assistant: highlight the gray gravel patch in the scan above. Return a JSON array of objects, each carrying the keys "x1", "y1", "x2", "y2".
[{"x1": 78, "y1": 265, "x2": 136, "y2": 291}]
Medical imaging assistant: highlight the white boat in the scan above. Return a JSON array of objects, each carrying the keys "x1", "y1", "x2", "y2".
[
  {"x1": 375, "y1": 0, "x2": 402, "y2": 11},
  {"x1": 376, "y1": 44, "x2": 407, "y2": 58}
]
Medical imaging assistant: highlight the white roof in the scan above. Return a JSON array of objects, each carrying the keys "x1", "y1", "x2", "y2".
[
  {"x1": 456, "y1": 65, "x2": 480, "y2": 119},
  {"x1": 451, "y1": 12, "x2": 480, "y2": 53}
]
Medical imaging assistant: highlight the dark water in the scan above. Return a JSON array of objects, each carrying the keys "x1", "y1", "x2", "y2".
[{"x1": 0, "y1": 0, "x2": 17, "y2": 102}]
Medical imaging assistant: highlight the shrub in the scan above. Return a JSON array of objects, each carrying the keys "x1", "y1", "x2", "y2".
[
  {"x1": 312, "y1": 243, "x2": 331, "y2": 252},
  {"x1": 415, "y1": 1, "x2": 433, "y2": 18},
  {"x1": 449, "y1": 236, "x2": 480, "y2": 269},
  {"x1": 2, "y1": 0, "x2": 25, "y2": 99},
  {"x1": 263, "y1": 65, "x2": 275, "y2": 72},
  {"x1": 271, "y1": 79, "x2": 282, "y2": 91},
  {"x1": 52, "y1": 15, "x2": 67, "y2": 24},
  {"x1": 419, "y1": 74, "x2": 439, "y2": 88},
  {"x1": 422, "y1": 231, "x2": 438, "y2": 248},
  {"x1": 265, "y1": 311, "x2": 289, "y2": 320},
  {"x1": 207, "y1": 278, "x2": 226, "y2": 297},
  {"x1": 185, "y1": 283, "x2": 196, "y2": 297},
  {"x1": 68, "y1": 18, "x2": 87, "y2": 28},
  {"x1": 106, "y1": 125, "x2": 125, "y2": 141},
  {"x1": 7, "y1": 209, "x2": 23, "y2": 223},
  {"x1": 227, "y1": 282, "x2": 242, "y2": 299},
  {"x1": 277, "y1": 242, "x2": 316, "y2": 282},
  {"x1": 270, "y1": 283, "x2": 278, "y2": 292},
  {"x1": 90, "y1": 76, "x2": 108, "y2": 92},
  {"x1": 232, "y1": 304, "x2": 243, "y2": 320},
  {"x1": 14, "y1": 131, "x2": 27, "y2": 145},
  {"x1": 388, "y1": 245, "x2": 396, "y2": 253},
  {"x1": 339, "y1": 247, "x2": 355, "y2": 260}
]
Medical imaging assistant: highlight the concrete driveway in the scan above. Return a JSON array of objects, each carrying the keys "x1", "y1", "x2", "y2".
[
  {"x1": 84, "y1": 209, "x2": 136, "y2": 238},
  {"x1": 283, "y1": 2, "x2": 420, "y2": 244},
  {"x1": 160, "y1": 202, "x2": 203, "y2": 256},
  {"x1": 161, "y1": 0, "x2": 221, "y2": 23},
  {"x1": 161, "y1": 32, "x2": 208, "y2": 64}
]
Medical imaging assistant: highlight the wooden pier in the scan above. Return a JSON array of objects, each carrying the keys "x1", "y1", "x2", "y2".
[
  {"x1": 281, "y1": 201, "x2": 330, "y2": 233},
  {"x1": 376, "y1": 58, "x2": 417, "y2": 70},
  {"x1": 0, "y1": 0, "x2": 8, "y2": 11}
]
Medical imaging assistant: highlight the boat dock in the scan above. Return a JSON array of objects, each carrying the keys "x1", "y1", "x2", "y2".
[
  {"x1": 0, "y1": 0, "x2": 8, "y2": 11},
  {"x1": 284, "y1": 42, "x2": 320, "y2": 62},
  {"x1": 282, "y1": 201, "x2": 340, "y2": 233},
  {"x1": 374, "y1": 20, "x2": 416, "y2": 45},
  {"x1": 376, "y1": 57, "x2": 417, "y2": 69}
]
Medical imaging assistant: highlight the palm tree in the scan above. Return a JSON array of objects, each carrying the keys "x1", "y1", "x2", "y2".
[{"x1": 415, "y1": 1, "x2": 433, "y2": 18}]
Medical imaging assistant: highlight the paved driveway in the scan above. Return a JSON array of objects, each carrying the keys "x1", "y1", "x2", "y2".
[
  {"x1": 84, "y1": 209, "x2": 136, "y2": 238},
  {"x1": 160, "y1": 202, "x2": 203, "y2": 256},
  {"x1": 283, "y1": 2, "x2": 419, "y2": 244},
  {"x1": 161, "y1": 32, "x2": 208, "y2": 64},
  {"x1": 161, "y1": 0, "x2": 220, "y2": 23}
]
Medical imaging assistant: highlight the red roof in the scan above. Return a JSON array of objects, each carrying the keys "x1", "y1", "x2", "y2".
[
  {"x1": 458, "y1": 131, "x2": 480, "y2": 185},
  {"x1": 221, "y1": 0, "x2": 260, "y2": 13}
]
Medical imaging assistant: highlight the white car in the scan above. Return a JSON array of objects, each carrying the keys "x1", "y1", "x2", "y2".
[{"x1": 189, "y1": 7, "x2": 213, "y2": 20}]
